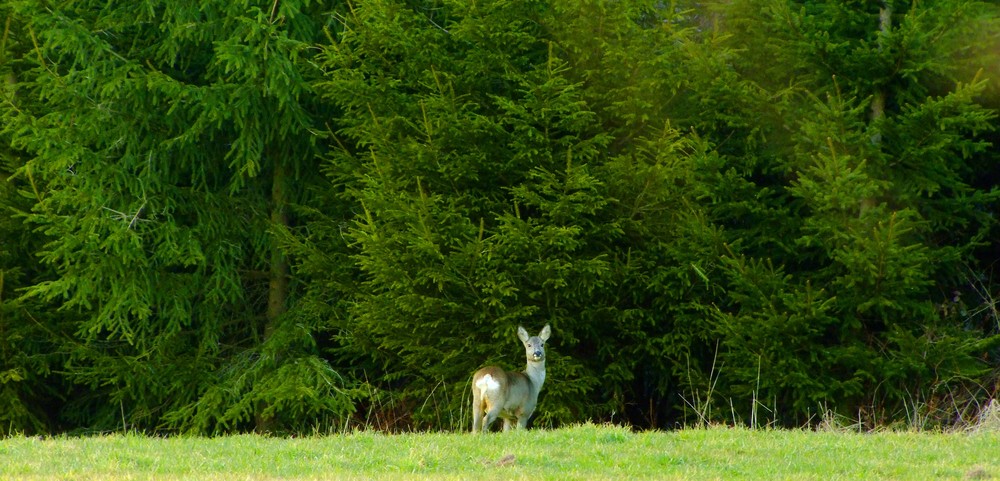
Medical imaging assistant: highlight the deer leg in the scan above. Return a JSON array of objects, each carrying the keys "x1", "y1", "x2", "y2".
[
  {"x1": 471, "y1": 389, "x2": 483, "y2": 433},
  {"x1": 482, "y1": 406, "x2": 501, "y2": 433},
  {"x1": 502, "y1": 418, "x2": 514, "y2": 432},
  {"x1": 517, "y1": 414, "x2": 530, "y2": 429},
  {"x1": 472, "y1": 408, "x2": 482, "y2": 433}
]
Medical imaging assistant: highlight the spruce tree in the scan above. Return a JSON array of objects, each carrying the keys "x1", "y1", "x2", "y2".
[
  {"x1": 307, "y1": 0, "x2": 726, "y2": 429},
  {"x1": 705, "y1": 0, "x2": 1000, "y2": 426},
  {"x1": 0, "y1": 0, "x2": 77, "y2": 434},
  {"x1": 2, "y1": 0, "x2": 353, "y2": 433}
]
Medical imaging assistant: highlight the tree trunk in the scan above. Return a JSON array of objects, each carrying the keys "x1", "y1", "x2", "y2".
[
  {"x1": 862, "y1": 1, "x2": 892, "y2": 216},
  {"x1": 869, "y1": 1, "x2": 892, "y2": 129},
  {"x1": 256, "y1": 158, "x2": 290, "y2": 433},
  {"x1": 266, "y1": 159, "x2": 290, "y2": 333}
]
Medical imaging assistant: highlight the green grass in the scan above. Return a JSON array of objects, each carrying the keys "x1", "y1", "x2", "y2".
[{"x1": 1, "y1": 424, "x2": 997, "y2": 480}]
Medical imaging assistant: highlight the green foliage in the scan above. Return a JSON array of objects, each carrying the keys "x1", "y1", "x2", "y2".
[
  {"x1": 2, "y1": 0, "x2": 999, "y2": 434},
  {"x1": 160, "y1": 316, "x2": 356, "y2": 434},
  {"x1": 0, "y1": 1, "x2": 69, "y2": 435},
  {"x1": 307, "y1": 0, "x2": 728, "y2": 428},
  {"x1": 1, "y1": 0, "x2": 355, "y2": 433},
  {"x1": 316, "y1": 0, "x2": 597, "y2": 426},
  {"x1": 700, "y1": 0, "x2": 1000, "y2": 427}
]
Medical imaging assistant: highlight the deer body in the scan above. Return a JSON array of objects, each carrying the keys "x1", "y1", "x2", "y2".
[{"x1": 471, "y1": 325, "x2": 551, "y2": 433}]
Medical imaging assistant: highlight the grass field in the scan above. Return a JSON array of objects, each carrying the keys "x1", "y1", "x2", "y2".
[{"x1": 1, "y1": 424, "x2": 998, "y2": 480}]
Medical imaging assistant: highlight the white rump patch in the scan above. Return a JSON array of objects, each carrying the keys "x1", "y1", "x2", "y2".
[{"x1": 475, "y1": 373, "x2": 500, "y2": 396}]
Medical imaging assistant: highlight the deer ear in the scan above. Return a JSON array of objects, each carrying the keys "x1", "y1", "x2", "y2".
[
  {"x1": 539, "y1": 324, "x2": 551, "y2": 341},
  {"x1": 517, "y1": 326, "x2": 530, "y2": 342}
]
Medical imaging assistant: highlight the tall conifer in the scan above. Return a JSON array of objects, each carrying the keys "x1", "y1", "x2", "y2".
[
  {"x1": 705, "y1": 0, "x2": 1000, "y2": 426},
  {"x1": 2, "y1": 0, "x2": 353, "y2": 433}
]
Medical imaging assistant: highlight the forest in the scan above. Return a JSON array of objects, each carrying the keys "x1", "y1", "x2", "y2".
[{"x1": 1, "y1": 0, "x2": 1000, "y2": 435}]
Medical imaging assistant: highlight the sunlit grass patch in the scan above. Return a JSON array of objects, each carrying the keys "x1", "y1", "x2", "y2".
[{"x1": 1, "y1": 424, "x2": 997, "y2": 480}]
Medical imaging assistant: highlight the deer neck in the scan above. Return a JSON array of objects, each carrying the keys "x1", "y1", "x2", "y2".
[{"x1": 523, "y1": 359, "x2": 546, "y2": 390}]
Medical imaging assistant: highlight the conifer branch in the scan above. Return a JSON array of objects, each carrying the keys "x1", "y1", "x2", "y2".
[{"x1": 269, "y1": 0, "x2": 280, "y2": 24}]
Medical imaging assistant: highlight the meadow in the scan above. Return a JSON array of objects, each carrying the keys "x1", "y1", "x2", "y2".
[{"x1": 1, "y1": 424, "x2": 998, "y2": 480}]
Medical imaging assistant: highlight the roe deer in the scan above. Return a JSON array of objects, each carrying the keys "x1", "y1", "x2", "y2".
[{"x1": 471, "y1": 324, "x2": 551, "y2": 433}]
